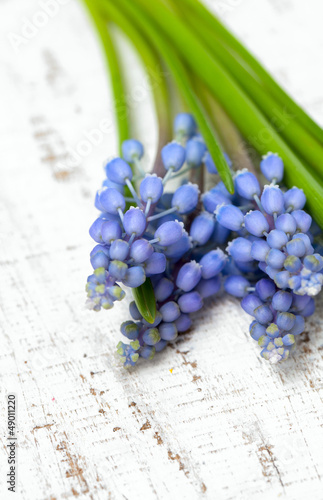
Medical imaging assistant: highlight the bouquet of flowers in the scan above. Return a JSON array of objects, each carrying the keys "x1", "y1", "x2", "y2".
[{"x1": 81, "y1": 0, "x2": 323, "y2": 367}]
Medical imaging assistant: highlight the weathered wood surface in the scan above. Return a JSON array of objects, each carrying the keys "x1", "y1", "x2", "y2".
[{"x1": 1, "y1": 0, "x2": 323, "y2": 499}]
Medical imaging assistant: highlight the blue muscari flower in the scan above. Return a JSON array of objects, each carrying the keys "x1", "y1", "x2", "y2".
[
  {"x1": 291, "y1": 210, "x2": 312, "y2": 233},
  {"x1": 241, "y1": 293, "x2": 263, "y2": 315},
  {"x1": 271, "y1": 291, "x2": 292, "y2": 311},
  {"x1": 254, "y1": 305, "x2": 273, "y2": 324},
  {"x1": 172, "y1": 183, "x2": 199, "y2": 214},
  {"x1": 144, "y1": 253, "x2": 166, "y2": 276},
  {"x1": 101, "y1": 220, "x2": 122, "y2": 245},
  {"x1": 105, "y1": 157, "x2": 133, "y2": 185},
  {"x1": 286, "y1": 238, "x2": 306, "y2": 257},
  {"x1": 122, "y1": 139, "x2": 144, "y2": 162},
  {"x1": 226, "y1": 237, "x2": 252, "y2": 262},
  {"x1": 86, "y1": 268, "x2": 125, "y2": 311},
  {"x1": 176, "y1": 261, "x2": 202, "y2": 291},
  {"x1": 121, "y1": 321, "x2": 140, "y2": 340},
  {"x1": 159, "y1": 301, "x2": 181, "y2": 322},
  {"x1": 178, "y1": 291, "x2": 203, "y2": 313},
  {"x1": 142, "y1": 328, "x2": 161, "y2": 346},
  {"x1": 175, "y1": 314, "x2": 192, "y2": 332},
  {"x1": 255, "y1": 279, "x2": 276, "y2": 301},
  {"x1": 90, "y1": 245, "x2": 110, "y2": 270},
  {"x1": 260, "y1": 153, "x2": 284, "y2": 183},
  {"x1": 154, "y1": 220, "x2": 184, "y2": 246},
  {"x1": 234, "y1": 171, "x2": 261, "y2": 200},
  {"x1": 267, "y1": 229, "x2": 288, "y2": 249},
  {"x1": 99, "y1": 187, "x2": 126, "y2": 215},
  {"x1": 244, "y1": 210, "x2": 269, "y2": 237},
  {"x1": 123, "y1": 207, "x2": 146, "y2": 236},
  {"x1": 110, "y1": 239, "x2": 129, "y2": 261},
  {"x1": 186, "y1": 138, "x2": 207, "y2": 168},
  {"x1": 140, "y1": 345, "x2": 156, "y2": 360},
  {"x1": 200, "y1": 249, "x2": 227, "y2": 279},
  {"x1": 276, "y1": 312, "x2": 295, "y2": 331},
  {"x1": 261, "y1": 185, "x2": 284, "y2": 216},
  {"x1": 284, "y1": 187, "x2": 306, "y2": 211},
  {"x1": 215, "y1": 204, "x2": 244, "y2": 231},
  {"x1": 224, "y1": 275, "x2": 250, "y2": 298},
  {"x1": 204, "y1": 152, "x2": 218, "y2": 174},
  {"x1": 292, "y1": 233, "x2": 313, "y2": 254},
  {"x1": 174, "y1": 113, "x2": 197, "y2": 138},
  {"x1": 164, "y1": 234, "x2": 192, "y2": 261},
  {"x1": 116, "y1": 340, "x2": 140, "y2": 367},
  {"x1": 265, "y1": 248, "x2": 286, "y2": 269},
  {"x1": 89, "y1": 217, "x2": 106, "y2": 243},
  {"x1": 275, "y1": 213, "x2": 296, "y2": 235},
  {"x1": 159, "y1": 322, "x2": 178, "y2": 341},
  {"x1": 129, "y1": 301, "x2": 142, "y2": 321},
  {"x1": 122, "y1": 266, "x2": 146, "y2": 287},
  {"x1": 251, "y1": 239, "x2": 270, "y2": 261},
  {"x1": 190, "y1": 212, "x2": 215, "y2": 246},
  {"x1": 154, "y1": 278, "x2": 174, "y2": 302},
  {"x1": 195, "y1": 276, "x2": 221, "y2": 298},
  {"x1": 203, "y1": 190, "x2": 231, "y2": 213},
  {"x1": 140, "y1": 174, "x2": 163, "y2": 203},
  {"x1": 285, "y1": 255, "x2": 304, "y2": 274},
  {"x1": 130, "y1": 239, "x2": 154, "y2": 263},
  {"x1": 109, "y1": 260, "x2": 128, "y2": 281},
  {"x1": 161, "y1": 142, "x2": 186, "y2": 172}
]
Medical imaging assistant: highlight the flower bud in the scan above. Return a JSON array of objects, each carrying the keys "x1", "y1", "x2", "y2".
[
  {"x1": 260, "y1": 153, "x2": 284, "y2": 182},
  {"x1": 216, "y1": 204, "x2": 244, "y2": 231},
  {"x1": 105, "y1": 157, "x2": 132, "y2": 185},
  {"x1": 154, "y1": 220, "x2": 184, "y2": 246},
  {"x1": 224, "y1": 275, "x2": 250, "y2": 297},
  {"x1": 261, "y1": 185, "x2": 284, "y2": 215},
  {"x1": 161, "y1": 142, "x2": 186, "y2": 171},
  {"x1": 200, "y1": 249, "x2": 227, "y2": 279},
  {"x1": 159, "y1": 322, "x2": 178, "y2": 341},
  {"x1": 130, "y1": 239, "x2": 154, "y2": 263},
  {"x1": 244, "y1": 210, "x2": 269, "y2": 237},
  {"x1": 172, "y1": 183, "x2": 199, "y2": 214},
  {"x1": 110, "y1": 239, "x2": 129, "y2": 261},
  {"x1": 176, "y1": 261, "x2": 202, "y2": 291},
  {"x1": 174, "y1": 113, "x2": 196, "y2": 138},
  {"x1": 235, "y1": 171, "x2": 261, "y2": 200},
  {"x1": 291, "y1": 210, "x2": 312, "y2": 233},
  {"x1": 178, "y1": 291, "x2": 203, "y2": 313},
  {"x1": 140, "y1": 174, "x2": 163, "y2": 203},
  {"x1": 122, "y1": 139, "x2": 144, "y2": 162},
  {"x1": 284, "y1": 187, "x2": 306, "y2": 211},
  {"x1": 159, "y1": 301, "x2": 181, "y2": 322},
  {"x1": 99, "y1": 187, "x2": 126, "y2": 215},
  {"x1": 122, "y1": 266, "x2": 146, "y2": 287},
  {"x1": 227, "y1": 237, "x2": 252, "y2": 262}
]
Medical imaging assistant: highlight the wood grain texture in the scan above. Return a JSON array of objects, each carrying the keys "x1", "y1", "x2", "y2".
[{"x1": 0, "y1": 0, "x2": 323, "y2": 499}]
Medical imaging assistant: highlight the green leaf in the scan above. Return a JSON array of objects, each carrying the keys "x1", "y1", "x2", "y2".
[{"x1": 132, "y1": 279, "x2": 156, "y2": 324}]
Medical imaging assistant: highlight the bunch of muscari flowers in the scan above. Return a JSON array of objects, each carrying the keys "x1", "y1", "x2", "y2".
[
  {"x1": 87, "y1": 113, "x2": 230, "y2": 366},
  {"x1": 86, "y1": 113, "x2": 323, "y2": 366},
  {"x1": 211, "y1": 154, "x2": 323, "y2": 362}
]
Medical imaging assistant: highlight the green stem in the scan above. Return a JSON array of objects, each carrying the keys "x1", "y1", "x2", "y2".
[
  {"x1": 98, "y1": 0, "x2": 172, "y2": 176},
  {"x1": 81, "y1": 0, "x2": 130, "y2": 155},
  {"x1": 102, "y1": 0, "x2": 234, "y2": 193},
  {"x1": 196, "y1": 79, "x2": 257, "y2": 175},
  {"x1": 125, "y1": 0, "x2": 323, "y2": 227},
  {"x1": 183, "y1": 0, "x2": 323, "y2": 148},
  {"x1": 178, "y1": 13, "x2": 323, "y2": 179}
]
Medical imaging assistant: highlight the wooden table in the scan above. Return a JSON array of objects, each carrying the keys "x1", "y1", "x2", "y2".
[{"x1": 1, "y1": 0, "x2": 323, "y2": 498}]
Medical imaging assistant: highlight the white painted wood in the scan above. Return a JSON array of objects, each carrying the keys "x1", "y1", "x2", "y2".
[{"x1": 0, "y1": 1, "x2": 323, "y2": 499}]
